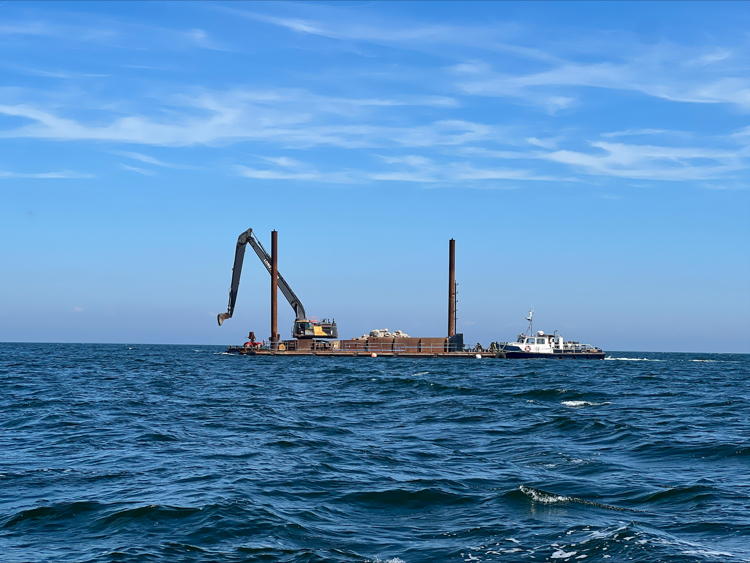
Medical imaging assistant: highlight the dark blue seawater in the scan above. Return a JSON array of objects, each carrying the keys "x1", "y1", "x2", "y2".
[{"x1": 1, "y1": 343, "x2": 748, "y2": 563}]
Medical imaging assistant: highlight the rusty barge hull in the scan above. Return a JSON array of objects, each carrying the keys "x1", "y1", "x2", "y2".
[
  {"x1": 225, "y1": 347, "x2": 503, "y2": 358},
  {"x1": 223, "y1": 347, "x2": 606, "y2": 359}
]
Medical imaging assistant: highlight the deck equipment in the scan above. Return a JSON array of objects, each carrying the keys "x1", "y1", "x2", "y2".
[{"x1": 217, "y1": 228, "x2": 337, "y2": 339}]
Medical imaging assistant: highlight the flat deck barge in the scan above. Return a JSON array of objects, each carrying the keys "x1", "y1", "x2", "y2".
[
  {"x1": 224, "y1": 338, "x2": 605, "y2": 359},
  {"x1": 226, "y1": 347, "x2": 505, "y2": 358}
]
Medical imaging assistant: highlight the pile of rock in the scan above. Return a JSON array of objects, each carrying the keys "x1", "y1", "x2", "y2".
[{"x1": 352, "y1": 328, "x2": 411, "y2": 340}]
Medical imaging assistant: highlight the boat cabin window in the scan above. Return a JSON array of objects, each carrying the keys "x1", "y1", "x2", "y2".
[
  {"x1": 527, "y1": 338, "x2": 535, "y2": 344},
  {"x1": 537, "y1": 338, "x2": 546, "y2": 344},
  {"x1": 517, "y1": 337, "x2": 525, "y2": 343}
]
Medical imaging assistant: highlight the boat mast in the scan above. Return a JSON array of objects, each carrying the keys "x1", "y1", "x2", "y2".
[{"x1": 526, "y1": 308, "x2": 534, "y2": 336}]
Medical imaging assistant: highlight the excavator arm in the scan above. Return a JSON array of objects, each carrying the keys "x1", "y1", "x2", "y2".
[{"x1": 217, "y1": 228, "x2": 306, "y2": 326}]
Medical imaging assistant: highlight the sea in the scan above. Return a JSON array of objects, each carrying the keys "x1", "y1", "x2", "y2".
[{"x1": 1, "y1": 343, "x2": 748, "y2": 563}]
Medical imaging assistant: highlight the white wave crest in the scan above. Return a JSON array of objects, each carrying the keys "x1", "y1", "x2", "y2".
[
  {"x1": 681, "y1": 548, "x2": 735, "y2": 558},
  {"x1": 520, "y1": 485, "x2": 570, "y2": 504},
  {"x1": 551, "y1": 549, "x2": 577, "y2": 559},
  {"x1": 562, "y1": 401, "x2": 611, "y2": 408},
  {"x1": 605, "y1": 357, "x2": 665, "y2": 361}
]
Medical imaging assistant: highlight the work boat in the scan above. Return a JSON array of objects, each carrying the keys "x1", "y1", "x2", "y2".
[{"x1": 500, "y1": 310, "x2": 605, "y2": 359}]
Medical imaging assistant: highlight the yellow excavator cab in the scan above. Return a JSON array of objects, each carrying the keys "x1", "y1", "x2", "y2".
[{"x1": 293, "y1": 319, "x2": 338, "y2": 339}]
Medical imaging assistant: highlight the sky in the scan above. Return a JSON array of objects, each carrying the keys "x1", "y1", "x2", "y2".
[{"x1": 0, "y1": 1, "x2": 749, "y2": 352}]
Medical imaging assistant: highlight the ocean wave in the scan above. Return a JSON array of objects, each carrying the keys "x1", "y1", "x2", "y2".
[
  {"x1": 464, "y1": 520, "x2": 748, "y2": 563},
  {"x1": 99, "y1": 504, "x2": 201, "y2": 526},
  {"x1": 561, "y1": 400, "x2": 611, "y2": 407},
  {"x1": 378, "y1": 376, "x2": 476, "y2": 394},
  {"x1": 519, "y1": 485, "x2": 571, "y2": 504},
  {"x1": 517, "y1": 486, "x2": 635, "y2": 512},
  {"x1": 341, "y1": 487, "x2": 476, "y2": 508},
  {"x1": 636, "y1": 485, "x2": 717, "y2": 506},
  {"x1": 550, "y1": 548, "x2": 578, "y2": 559},
  {"x1": 605, "y1": 357, "x2": 665, "y2": 361},
  {"x1": 630, "y1": 439, "x2": 750, "y2": 461},
  {"x1": 3, "y1": 501, "x2": 103, "y2": 529},
  {"x1": 514, "y1": 388, "x2": 570, "y2": 399},
  {"x1": 137, "y1": 431, "x2": 180, "y2": 442}
]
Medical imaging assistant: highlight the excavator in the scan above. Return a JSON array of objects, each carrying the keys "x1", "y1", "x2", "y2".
[{"x1": 217, "y1": 228, "x2": 338, "y2": 340}]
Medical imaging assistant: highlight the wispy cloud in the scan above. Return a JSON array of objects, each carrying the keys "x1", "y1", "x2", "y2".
[
  {"x1": 2, "y1": 4, "x2": 748, "y2": 190},
  {"x1": 451, "y1": 62, "x2": 578, "y2": 113},
  {"x1": 186, "y1": 28, "x2": 231, "y2": 52},
  {"x1": 120, "y1": 163, "x2": 156, "y2": 176},
  {"x1": 453, "y1": 53, "x2": 750, "y2": 110},
  {"x1": 0, "y1": 97, "x2": 487, "y2": 148},
  {"x1": 234, "y1": 153, "x2": 568, "y2": 186},
  {"x1": 2, "y1": 94, "x2": 743, "y2": 184},
  {"x1": 1, "y1": 65, "x2": 109, "y2": 79},
  {"x1": 258, "y1": 156, "x2": 305, "y2": 167},
  {"x1": 225, "y1": 9, "x2": 473, "y2": 45},
  {"x1": 0, "y1": 17, "x2": 229, "y2": 52},
  {"x1": 234, "y1": 165, "x2": 354, "y2": 183},
  {"x1": 540, "y1": 141, "x2": 744, "y2": 181},
  {"x1": 460, "y1": 136, "x2": 748, "y2": 182},
  {"x1": 458, "y1": 146, "x2": 534, "y2": 160},
  {"x1": 701, "y1": 182, "x2": 748, "y2": 191},
  {"x1": 0, "y1": 20, "x2": 113, "y2": 41},
  {"x1": 223, "y1": 6, "x2": 557, "y2": 63},
  {"x1": 685, "y1": 49, "x2": 732, "y2": 67},
  {"x1": 0, "y1": 170, "x2": 93, "y2": 179},
  {"x1": 526, "y1": 136, "x2": 561, "y2": 149},
  {"x1": 112, "y1": 150, "x2": 181, "y2": 168},
  {"x1": 236, "y1": 6, "x2": 750, "y2": 112},
  {"x1": 730, "y1": 125, "x2": 750, "y2": 141},
  {"x1": 601, "y1": 129, "x2": 691, "y2": 139}
]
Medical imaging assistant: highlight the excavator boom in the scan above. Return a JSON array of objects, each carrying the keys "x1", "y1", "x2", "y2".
[{"x1": 218, "y1": 228, "x2": 306, "y2": 326}]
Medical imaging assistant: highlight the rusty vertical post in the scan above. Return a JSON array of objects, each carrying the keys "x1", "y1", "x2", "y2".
[
  {"x1": 448, "y1": 238, "x2": 456, "y2": 337},
  {"x1": 271, "y1": 230, "x2": 278, "y2": 347}
]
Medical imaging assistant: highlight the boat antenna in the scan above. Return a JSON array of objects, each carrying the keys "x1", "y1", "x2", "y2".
[{"x1": 525, "y1": 305, "x2": 534, "y2": 336}]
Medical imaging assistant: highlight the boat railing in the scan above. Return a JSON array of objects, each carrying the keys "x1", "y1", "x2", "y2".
[{"x1": 496, "y1": 341, "x2": 600, "y2": 354}]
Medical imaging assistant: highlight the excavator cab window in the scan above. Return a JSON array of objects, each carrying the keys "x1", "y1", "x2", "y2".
[{"x1": 294, "y1": 321, "x2": 311, "y2": 334}]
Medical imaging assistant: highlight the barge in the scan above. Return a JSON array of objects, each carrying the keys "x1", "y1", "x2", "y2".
[
  {"x1": 224, "y1": 334, "x2": 496, "y2": 358},
  {"x1": 217, "y1": 229, "x2": 605, "y2": 359},
  {"x1": 224, "y1": 332, "x2": 603, "y2": 359}
]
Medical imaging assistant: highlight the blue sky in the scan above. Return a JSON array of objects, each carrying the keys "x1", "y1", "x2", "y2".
[{"x1": 1, "y1": 1, "x2": 748, "y2": 352}]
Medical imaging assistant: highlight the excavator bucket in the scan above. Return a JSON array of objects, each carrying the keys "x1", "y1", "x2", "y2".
[{"x1": 217, "y1": 312, "x2": 231, "y2": 326}]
